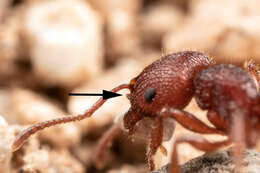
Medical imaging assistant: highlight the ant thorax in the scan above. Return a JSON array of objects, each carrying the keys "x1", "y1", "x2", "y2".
[{"x1": 114, "y1": 110, "x2": 176, "y2": 141}]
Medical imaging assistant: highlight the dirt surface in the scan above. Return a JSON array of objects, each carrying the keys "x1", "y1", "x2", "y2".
[{"x1": 153, "y1": 148, "x2": 260, "y2": 173}]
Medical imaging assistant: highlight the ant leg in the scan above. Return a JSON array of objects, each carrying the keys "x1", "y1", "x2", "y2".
[
  {"x1": 170, "y1": 135, "x2": 230, "y2": 173},
  {"x1": 231, "y1": 113, "x2": 246, "y2": 173},
  {"x1": 95, "y1": 123, "x2": 121, "y2": 169},
  {"x1": 207, "y1": 110, "x2": 229, "y2": 132},
  {"x1": 12, "y1": 84, "x2": 130, "y2": 152},
  {"x1": 147, "y1": 116, "x2": 163, "y2": 171},
  {"x1": 162, "y1": 108, "x2": 226, "y2": 135}
]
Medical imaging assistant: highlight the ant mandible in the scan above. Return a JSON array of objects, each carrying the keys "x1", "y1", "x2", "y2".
[{"x1": 11, "y1": 51, "x2": 260, "y2": 173}]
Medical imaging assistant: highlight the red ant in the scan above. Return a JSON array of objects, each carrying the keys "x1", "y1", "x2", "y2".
[{"x1": 11, "y1": 51, "x2": 260, "y2": 173}]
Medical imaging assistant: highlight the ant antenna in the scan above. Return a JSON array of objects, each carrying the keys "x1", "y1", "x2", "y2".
[{"x1": 12, "y1": 84, "x2": 130, "y2": 152}]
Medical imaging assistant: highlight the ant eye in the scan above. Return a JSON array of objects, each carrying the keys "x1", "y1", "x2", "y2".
[{"x1": 144, "y1": 88, "x2": 156, "y2": 103}]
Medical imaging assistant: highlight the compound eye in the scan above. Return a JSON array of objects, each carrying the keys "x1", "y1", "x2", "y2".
[{"x1": 144, "y1": 88, "x2": 156, "y2": 103}]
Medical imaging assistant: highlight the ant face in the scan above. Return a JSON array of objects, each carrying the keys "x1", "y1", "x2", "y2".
[
  {"x1": 115, "y1": 111, "x2": 176, "y2": 141},
  {"x1": 127, "y1": 51, "x2": 213, "y2": 118}
]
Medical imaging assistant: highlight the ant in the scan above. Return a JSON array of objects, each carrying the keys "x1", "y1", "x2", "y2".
[{"x1": 11, "y1": 51, "x2": 260, "y2": 173}]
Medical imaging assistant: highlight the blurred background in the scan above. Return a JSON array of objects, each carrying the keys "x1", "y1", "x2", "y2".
[{"x1": 0, "y1": 0, "x2": 260, "y2": 172}]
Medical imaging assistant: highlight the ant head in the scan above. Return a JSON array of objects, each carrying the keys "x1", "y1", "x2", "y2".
[{"x1": 127, "y1": 51, "x2": 212, "y2": 117}]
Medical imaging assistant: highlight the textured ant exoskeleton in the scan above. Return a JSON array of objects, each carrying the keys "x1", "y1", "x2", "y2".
[
  {"x1": 12, "y1": 51, "x2": 260, "y2": 173},
  {"x1": 168, "y1": 63, "x2": 260, "y2": 173}
]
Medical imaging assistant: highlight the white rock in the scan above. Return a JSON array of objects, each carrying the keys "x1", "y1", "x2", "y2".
[
  {"x1": 0, "y1": 116, "x2": 15, "y2": 173},
  {"x1": 23, "y1": 0, "x2": 103, "y2": 88},
  {"x1": 163, "y1": 0, "x2": 260, "y2": 63}
]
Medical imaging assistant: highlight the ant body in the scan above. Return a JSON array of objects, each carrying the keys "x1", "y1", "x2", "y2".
[{"x1": 12, "y1": 51, "x2": 260, "y2": 173}]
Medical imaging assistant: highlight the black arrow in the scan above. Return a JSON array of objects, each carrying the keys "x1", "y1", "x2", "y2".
[{"x1": 68, "y1": 90, "x2": 122, "y2": 100}]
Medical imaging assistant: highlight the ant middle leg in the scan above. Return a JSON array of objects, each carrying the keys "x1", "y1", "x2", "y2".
[
  {"x1": 231, "y1": 112, "x2": 246, "y2": 173},
  {"x1": 158, "y1": 108, "x2": 229, "y2": 172},
  {"x1": 162, "y1": 108, "x2": 226, "y2": 135},
  {"x1": 170, "y1": 135, "x2": 231, "y2": 173}
]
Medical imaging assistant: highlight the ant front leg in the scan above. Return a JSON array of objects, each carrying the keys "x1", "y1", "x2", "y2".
[
  {"x1": 147, "y1": 116, "x2": 164, "y2": 171},
  {"x1": 95, "y1": 123, "x2": 121, "y2": 169},
  {"x1": 95, "y1": 109, "x2": 143, "y2": 168},
  {"x1": 170, "y1": 135, "x2": 231, "y2": 173}
]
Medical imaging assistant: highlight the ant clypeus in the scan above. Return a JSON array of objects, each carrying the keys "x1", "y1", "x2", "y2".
[{"x1": 12, "y1": 51, "x2": 260, "y2": 173}]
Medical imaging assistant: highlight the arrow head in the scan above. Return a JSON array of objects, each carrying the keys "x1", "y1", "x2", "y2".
[{"x1": 102, "y1": 90, "x2": 122, "y2": 100}]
